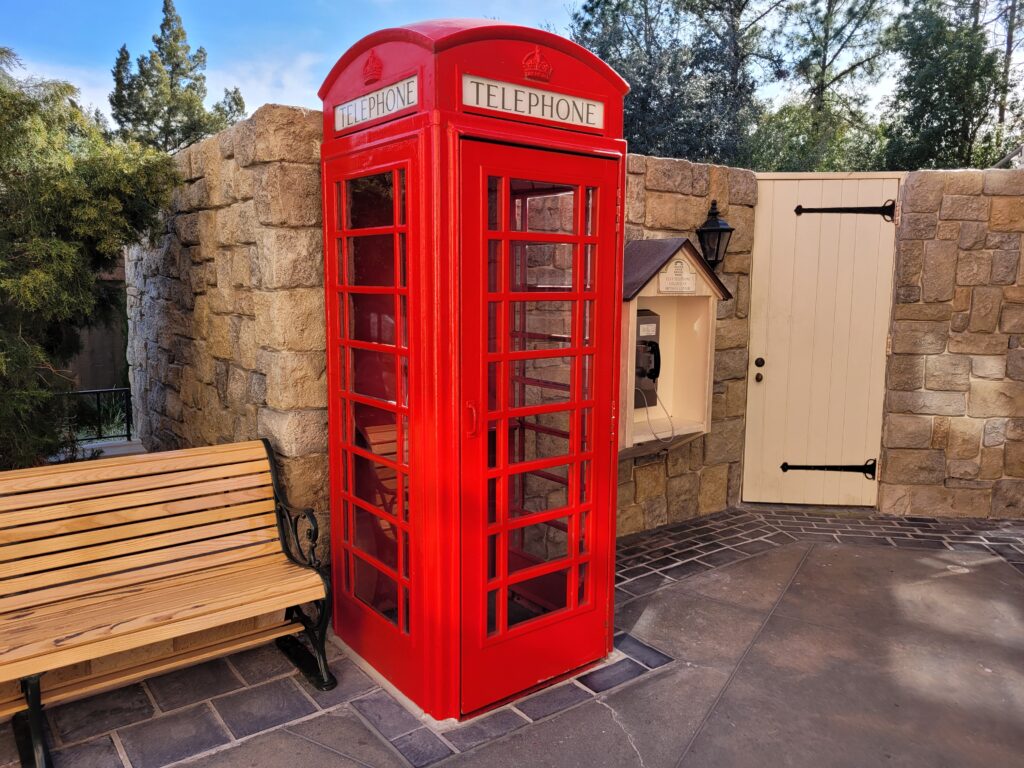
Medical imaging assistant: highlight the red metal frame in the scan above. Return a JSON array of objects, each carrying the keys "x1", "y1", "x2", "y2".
[{"x1": 320, "y1": 19, "x2": 627, "y2": 720}]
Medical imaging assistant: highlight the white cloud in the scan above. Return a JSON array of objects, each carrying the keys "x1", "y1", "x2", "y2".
[{"x1": 205, "y1": 51, "x2": 326, "y2": 114}]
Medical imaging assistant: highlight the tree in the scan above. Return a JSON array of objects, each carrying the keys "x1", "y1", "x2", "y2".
[
  {"x1": 684, "y1": 0, "x2": 789, "y2": 163},
  {"x1": 0, "y1": 49, "x2": 176, "y2": 468},
  {"x1": 570, "y1": 0, "x2": 697, "y2": 157},
  {"x1": 110, "y1": 0, "x2": 244, "y2": 152},
  {"x1": 883, "y1": 0, "x2": 1014, "y2": 169}
]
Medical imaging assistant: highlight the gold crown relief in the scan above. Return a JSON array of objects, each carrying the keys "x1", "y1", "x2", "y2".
[
  {"x1": 362, "y1": 50, "x2": 383, "y2": 85},
  {"x1": 522, "y1": 46, "x2": 553, "y2": 82}
]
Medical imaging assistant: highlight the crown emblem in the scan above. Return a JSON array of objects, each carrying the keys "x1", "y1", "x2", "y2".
[
  {"x1": 522, "y1": 46, "x2": 553, "y2": 82},
  {"x1": 362, "y1": 50, "x2": 383, "y2": 85}
]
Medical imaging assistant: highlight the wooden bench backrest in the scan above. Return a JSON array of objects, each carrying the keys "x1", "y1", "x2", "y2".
[{"x1": 0, "y1": 441, "x2": 282, "y2": 615}]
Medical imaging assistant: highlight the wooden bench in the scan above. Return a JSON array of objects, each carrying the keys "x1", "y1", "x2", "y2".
[{"x1": 0, "y1": 439, "x2": 337, "y2": 768}]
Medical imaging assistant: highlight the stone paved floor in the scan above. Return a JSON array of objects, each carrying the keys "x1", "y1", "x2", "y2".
[{"x1": 2, "y1": 508, "x2": 1023, "y2": 768}]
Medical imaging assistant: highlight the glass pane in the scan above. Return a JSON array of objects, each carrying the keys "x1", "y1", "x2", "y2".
[
  {"x1": 579, "y1": 460, "x2": 591, "y2": 503},
  {"x1": 488, "y1": 302, "x2": 500, "y2": 353},
  {"x1": 511, "y1": 242, "x2": 574, "y2": 292},
  {"x1": 353, "y1": 506, "x2": 398, "y2": 569},
  {"x1": 487, "y1": 590, "x2": 498, "y2": 636},
  {"x1": 402, "y1": 586, "x2": 410, "y2": 634},
  {"x1": 488, "y1": 177, "x2": 500, "y2": 230},
  {"x1": 349, "y1": 293, "x2": 396, "y2": 346},
  {"x1": 509, "y1": 179, "x2": 575, "y2": 233},
  {"x1": 508, "y1": 569, "x2": 568, "y2": 627},
  {"x1": 585, "y1": 187, "x2": 595, "y2": 235},
  {"x1": 399, "y1": 233, "x2": 407, "y2": 287},
  {"x1": 580, "y1": 408, "x2": 593, "y2": 452},
  {"x1": 507, "y1": 517, "x2": 569, "y2": 573},
  {"x1": 488, "y1": 240, "x2": 501, "y2": 292},
  {"x1": 509, "y1": 357, "x2": 572, "y2": 408},
  {"x1": 582, "y1": 301, "x2": 594, "y2": 346},
  {"x1": 402, "y1": 531, "x2": 410, "y2": 578},
  {"x1": 350, "y1": 348, "x2": 396, "y2": 403},
  {"x1": 398, "y1": 169, "x2": 406, "y2": 226},
  {"x1": 577, "y1": 562, "x2": 589, "y2": 605},
  {"x1": 347, "y1": 172, "x2": 394, "y2": 229},
  {"x1": 487, "y1": 420, "x2": 501, "y2": 469},
  {"x1": 508, "y1": 410, "x2": 571, "y2": 464},
  {"x1": 510, "y1": 301, "x2": 573, "y2": 351},
  {"x1": 399, "y1": 295, "x2": 408, "y2": 348},
  {"x1": 348, "y1": 235, "x2": 395, "y2": 286},
  {"x1": 488, "y1": 362, "x2": 500, "y2": 411},
  {"x1": 487, "y1": 477, "x2": 498, "y2": 524},
  {"x1": 352, "y1": 455, "x2": 400, "y2": 516},
  {"x1": 487, "y1": 534, "x2": 498, "y2": 580},
  {"x1": 353, "y1": 556, "x2": 398, "y2": 625},
  {"x1": 351, "y1": 402, "x2": 397, "y2": 460},
  {"x1": 400, "y1": 357, "x2": 409, "y2": 407},
  {"x1": 583, "y1": 244, "x2": 595, "y2": 291},
  {"x1": 581, "y1": 355, "x2": 593, "y2": 399},
  {"x1": 509, "y1": 464, "x2": 569, "y2": 517},
  {"x1": 400, "y1": 414, "x2": 409, "y2": 465},
  {"x1": 579, "y1": 510, "x2": 590, "y2": 554}
]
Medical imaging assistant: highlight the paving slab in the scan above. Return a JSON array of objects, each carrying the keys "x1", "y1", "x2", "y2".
[
  {"x1": 118, "y1": 704, "x2": 229, "y2": 768},
  {"x1": 294, "y1": 657, "x2": 375, "y2": 708},
  {"x1": 392, "y1": 728, "x2": 453, "y2": 767},
  {"x1": 145, "y1": 658, "x2": 242, "y2": 711},
  {"x1": 184, "y1": 726, "x2": 372, "y2": 768},
  {"x1": 350, "y1": 689, "x2": 422, "y2": 740},
  {"x1": 212, "y1": 677, "x2": 316, "y2": 739},
  {"x1": 52, "y1": 735, "x2": 123, "y2": 768},
  {"x1": 676, "y1": 542, "x2": 809, "y2": 612},
  {"x1": 227, "y1": 642, "x2": 295, "y2": 685},
  {"x1": 514, "y1": 683, "x2": 592, "y2": 721},
  {"x1": 287, "y1": 708, "x2": 407, "y2": 767},
  {"x1": 47, "y1": 684, "x2": 153, "y2": 744}
]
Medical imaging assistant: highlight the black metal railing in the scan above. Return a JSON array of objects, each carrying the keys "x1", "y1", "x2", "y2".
[{"x1": 57, "y1": 387, "x2": 133, "y2": 443}]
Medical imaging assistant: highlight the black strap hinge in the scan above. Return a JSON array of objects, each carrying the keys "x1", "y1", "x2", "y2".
[
  {"x1": 780, "y1": 459, "x2": 877, "y2": 480},
  {"x1": 794, "y1": 200, "x2": 896, "y2": 222}
]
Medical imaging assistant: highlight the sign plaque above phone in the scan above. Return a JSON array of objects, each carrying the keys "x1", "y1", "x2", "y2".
[{"x1": 658, "y1": 259, "x2": 697, "y2": 293}]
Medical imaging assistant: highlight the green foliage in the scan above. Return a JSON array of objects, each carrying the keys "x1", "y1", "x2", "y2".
[
  {"x1": 883, "y1": 0, "x2": 1021, "y2": 169},
  {"x1": 110, "y1": 0, "x2": 245, "y2": 152},
  {"x1": 746, "y1": 97, "x2": 886, "y2": 170},
  {"x1": 0, "y1": 48, "x2": 177, "y2": 468},
  {"x1": 570, "y1": 0, "x2": 787, "y2": 163}
]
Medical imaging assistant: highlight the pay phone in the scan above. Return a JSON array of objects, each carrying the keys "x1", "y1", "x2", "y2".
[{"x1": 634, "y1": 309, "x2": 660, "y2": 408}]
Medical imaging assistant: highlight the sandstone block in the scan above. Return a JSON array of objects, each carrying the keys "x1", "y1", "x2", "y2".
[
  {"x1": 642, "y1": 496, "x2": 669, "y2": 529},
  {"x1": 972, "y1": 355, "x2": 1007, "y2": 379},
  {"x1": 980, "y1": 445, "x2": 1003, "y2": 479},
  {"x1": 968, "y1": 380, "x2": 1024, "y2": 417},
  {"x1": 989, "y1": 196, "x2": 1024, "y2": 232},
  {"x1": 721, "y1": 253, "x2": 751, "y2": 274},
  {"x1": 937, "y1": 221, "x2": 959, "y2": 240},
  {"x1": 921, "y1": 240, "x2": 957, "y2": 301},
  {"x1": 884, "y1": 414, "x2": 932, "y2": 449},
  {"x1": 728, "y1": 168, "x2": 757, "y2": 206},
  {"x1": 906, "y1": 485, "x2": 992, "y2": 517},
  {"x1": 626, "y1": 154, "x2": 646, "y2": 174},
  {"x1": 709, "y1": 166, "x2": 730, "y2": 208},
  {"x1": 877, "y1": 483, "x2": 910, "y2": 516},
  {"x1": 947, "y1": 418, "x2": 982, "y2": 459},
  {"x1": 691, "y1": 164, "x2": 709, "y2": 196},
  {"x1": 257, "y1": 407, "x2": 328, "y2": 457},
  {"x1": 617, "y1": 481, "x2": 636, "y2": 509},
  {"x1": 958, "y1": 221, "x2": 987, "y2": 250},
  {"x1": 948, "y1": 332, "x2": 1009, "y2": 355},
  {"x1": 902, "y1": 172, "x2": 944, "y2": 212},
  {"x1": 617, "y1": 504, "x2": 644, "y2": 535},
  {"x1": 881, "y1": 448, "x2": 946, "y2": 484},
  {"x1": 234, "y1": 105, "x2": 321, "y2": 167},
  {"x1": 633, "y1": 461, "x2": 666, "y2": 503},
  {"x1": 983, "y1": 418, "x2": 1007, "y2": 447},
  {"x1": 259, "y1": 349, "x2": 327, "y2": 410},
  {"x1": 255, "y1": 226, "x2": 324, "y2": 289},
  {"x1": 1007, "y1": 349, "x2": 1024, "y2": 381},
  {"x1": 983, "y1": 169, "x2": 1024, "y2": 196},
  {"x1": 940, "y1": 194, "x2": 988, "y2": 221},
  {"x1": 947, "y1": 460, "x2": 979, "y2": 480},
  {"x1": 893, "y1": 304, "x2": 953, "y2": 321},
  {"x1": 698, "y1": 464, "x2": 729, "y2": 515},
  {"x1": 714, "y1": 318, "x2": 747, "y2": 350},
  {"x1": 888, "y1": 390, "x2": 966, "y2": 416},
  {"x1": 1006, "y1": 441, "x2": 1024, "y2": 477},
  {"x1": 726, "y1": 206, "x2": 754, "y2": 253},
  {"x1": 625, "y1": 175, "x2": 645, "y2": 224},
  {"x1": 896, "y1": 240, "x2": 923, "y2": 285},
  {"x1": 253, "y1": 288, "x2": 326, "y2": 352},
  {"x1": 645, "y1": 157, "x2": 693, "y2": 194},
  {"x1": 1001, "y1": 303, "x2": 1024, "y2": 333},
  {"x1": 945, "y1": 170, "x2": 984, "y2": 195},
  {"x1": 276, "y1": 452, "x2": 329, "y2": 512},
  {"x1": 704, "y1": 419, "x2": 744, "y2": 465},
  {"x1": 992, "y1": 479, "x2": 1024, "y2": 517},
  {"x1": 895, "y1": 286, "x2": 921, "y2": 303},
  {"x1": 887, "y1": 355, "x2": 924, "y2": 390},
  {"x1": 898, "y1": 212, "x2": 937, "y2": 240},
  {"x1": 666, "y1": 473, "x2": 699, "y2": 522},
  {"x1": 956, "y1": 250, "x2": 992, "y2": 285},
  {"x1": 991, "y1": 250, "x2": 1020, "y2": 284},
  {"x1": 932, "y1": 416, "x2": 950, "y2": 448},
  {"x1": 924, "y1": 354, "x2": 970, "y2": 391},
  {"x1": 891, "y1": 321, "x2": 948, "y2": 354},
  {"x1": 966, "y1": 285, "x2": 1002, "y2": 332},
  {"x1": 714, "y1": 348, "x2": 748, "y2": 382},
  {"x1": 254, "y1": 163, "x2": 321, "y2": 227}
]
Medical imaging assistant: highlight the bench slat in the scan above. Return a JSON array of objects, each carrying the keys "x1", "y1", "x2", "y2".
[
  {"x1": 0, "y1": 441, "x2": 268, "y2": 495},
  {"x1": 0, "y1": 531, "x2": 281, "y2": 601},
  {"x1": 0, "y1": 500, "x2": 276, "y2": 563},
  {"x1": 0, "y1": 514, "x2": 279, "y2": 583},
  {"x1": 0, "y1": 564, "x2": 324, "y2": 682},
  {"x1": 0, "y1": 546, "x2": 285, "y2": 614},
  {"x1": 0, "y1": 487, "x2": 274, "y2": 545},
  {"x1": 0, "y1": 460, "x2": 272, "y2": 514},
  {"x1": 0, "y1": 473, "x2": 273, "y2": 530}
]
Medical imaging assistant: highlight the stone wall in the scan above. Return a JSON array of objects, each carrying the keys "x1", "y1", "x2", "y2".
[
  {"x1": 879, "y1": 168, "x2": 1024, "y2": 518},
  {"x1": 126, "y1": 105, "x2": 329, "y2": 528},
  {"x1": 615, "y1": 156, "x2": 757, "y2": 535}
]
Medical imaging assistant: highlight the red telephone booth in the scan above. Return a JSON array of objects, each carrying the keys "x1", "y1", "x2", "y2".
[{"x1": 318, "y1": 19, "x2": 628, "y2": 719}]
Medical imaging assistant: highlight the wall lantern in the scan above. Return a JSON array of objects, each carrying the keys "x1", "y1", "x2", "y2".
[{"x1": 696, "y1": 200, "x2": 733, "y2": 269}]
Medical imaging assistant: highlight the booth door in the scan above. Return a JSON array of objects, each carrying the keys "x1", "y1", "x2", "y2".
[{"x1": 459, "y1": 140, "x2": 620, "y2": 714}]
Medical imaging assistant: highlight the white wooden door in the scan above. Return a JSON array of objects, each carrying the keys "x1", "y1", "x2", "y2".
[{"x1": 743, "y1": 173, "x2": 902, "y2": 505}]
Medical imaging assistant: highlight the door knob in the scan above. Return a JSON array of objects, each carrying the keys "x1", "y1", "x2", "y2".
[
  {"x1": 755, "y1": 373, "x2": 764, "y2": 383},
  {"x1": 755, "y1": 357, "x2": 765, "y2": 367}
]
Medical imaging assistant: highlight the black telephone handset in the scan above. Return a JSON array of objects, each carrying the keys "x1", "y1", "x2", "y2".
[{"x1": 636, "y1": 340, "x2": 661, "y2": 382}]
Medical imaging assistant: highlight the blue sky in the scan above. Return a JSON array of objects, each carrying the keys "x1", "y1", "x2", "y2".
[{"x1": 2, "y1": 0, "x2": 576, "y2": 117}]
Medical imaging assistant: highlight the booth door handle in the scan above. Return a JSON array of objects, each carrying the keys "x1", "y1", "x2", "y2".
[{"x1": 466, "y1": 401, "x2": 480, "y2": 437}]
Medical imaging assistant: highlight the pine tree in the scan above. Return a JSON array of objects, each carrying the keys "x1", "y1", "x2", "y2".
[
  {"x1": 1, "y1": 48, "x2": 176, "y2": 467},
  {"x1": 110, "y1": 0, "x2": 244, "y2": 152}
]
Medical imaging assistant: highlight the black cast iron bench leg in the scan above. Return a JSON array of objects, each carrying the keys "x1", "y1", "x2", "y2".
[
  {"x1": 276, "y1": 597, "x2": 338, "y2": 691},
  {"x1": 12, "y1": 676, "x2": 53, "y2": 768}
]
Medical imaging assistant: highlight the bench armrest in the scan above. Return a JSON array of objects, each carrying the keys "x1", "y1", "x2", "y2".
[{"x1": 261, "y1": 439, "x2": 327, "y2": 573}]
